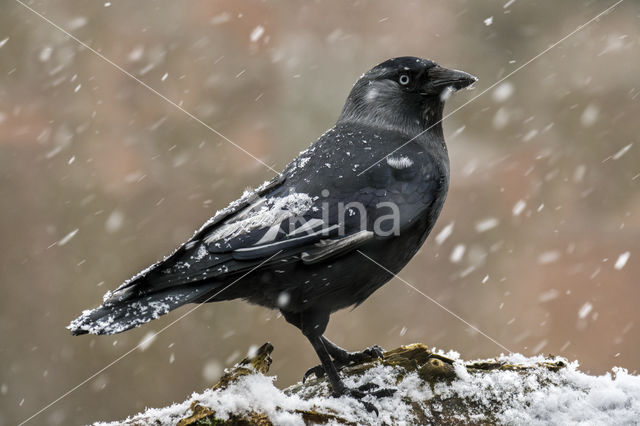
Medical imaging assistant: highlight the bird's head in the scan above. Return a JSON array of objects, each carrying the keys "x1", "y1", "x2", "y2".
[{"x1": 338, "y1": 57, "x2": 477, "y2": 134}]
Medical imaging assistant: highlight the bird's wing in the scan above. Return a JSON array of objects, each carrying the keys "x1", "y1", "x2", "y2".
[
  {"x1": 200, "y1": 187, "x2": 375, "y2": 262},
  {"x1": 299, "y1": 230, "x2": 373, "y2": 264},
  {"x1": 104, "y1": 174, "x2": 288, "y2": 297},
  {"x1": 104, "y1": 172, "x2": 377, "y2": 299}
]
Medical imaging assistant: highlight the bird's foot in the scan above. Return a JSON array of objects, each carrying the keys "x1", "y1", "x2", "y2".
[
  {"x1": 303, "y1": 345, "x2": 385, "y2": 382},
  {"x1": 335, "y1": 383, "x2": 397, "y2": 415},
  {"x1": 338, "y1": 345, "x2": 384, "y2": 364}
]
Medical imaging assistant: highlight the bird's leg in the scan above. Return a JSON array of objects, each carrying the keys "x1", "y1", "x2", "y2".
[
  {"x1": 306, "y1": 334, "x2": 347, "y2": 396},
  {"x1": 305, "y1": 333, "x2": 391, "y2": 414},
  {"x1": 281, "y1": 308, "x2": 394, "y2": 412}
]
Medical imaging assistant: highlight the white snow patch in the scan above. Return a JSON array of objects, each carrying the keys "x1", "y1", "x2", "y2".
[
  {"x1": 538, "y1": 250, "x2": 560, "y2": 265},
  {"x1": 614, "y1": 251, "x2": 630, "y2": 270},
  {"x1": 0, "y1": 37, "x2": 9, "y2": 48},
  {"x1": 435, "y1": 222, "x2": 454, "y2": 245},
  {"x1": 386, "y1": 155, "x2": 413, "y2": 169},
  {"x1": 67, "y1": 16, "x2": 88, "y2": 30},
  {"x1": 58, "y1": 228, "x2": 79, "y2": 246},
  {"x1": 612, "y1": 143, "x2": 633, "y2": 160},
  {"x1": 105, "y1": 210, "x2": 124, "y2": 233},
  {"x1": 138, "y1": 331, "x2": 157, "y2": 351},
  {"x1": 450, "y1": 244, "x2": 466, "y2": 263},
  {"x1": 128, "y1": 45, "x2": 144, "y2": 62},
  {"x1": 297, "y1": 156, "x2": 310, "y2": 168},
  {"x1": 578, "y1": 302, "x2": 593, "y2": 319},
  {"x1": 39, "y1": 46, "x2": 53, "y2": 62},
  {"x1": 484, "y1": 16, "x2": 494, "y2": 26},
  {"x1": 98, "y1": 353, "x2": 640, "y2": 426},
  {"x1": 538, "y1": 289, "x2": 560, "y2": 303},
  {"x1": 580, "y1": 103, "x2": 599, "y2": 127},
  {"x1": 204, "y1": 192, "x2": 315, "y2": 244},
  {"x1": 210, "y1": 12, "x2": 231, "y2": 25},
  {"x1": 522, "y1": 129, "x2": 538, "y2": 142},
  {"x1": 277, "y1": 291, "x2": 290, "y2": 308},
  {"x1": 573, "y1": 164, "x2": 587, "y2": 182},
  {"x1": 450, "y1": 125, "x2": 466, "y2": 139},
  {"x1": 512, "y1": 199, "x2": 526, "y2": 216},
  {"x1": 492, "y1": 81, "x2": 514, "y2": 102},
  {"x1": 250, "y1": 25, "x2": 265, "y2": 42},
  {"x1": 475, "y1": 217, "x2": 499, "y2": 233}
]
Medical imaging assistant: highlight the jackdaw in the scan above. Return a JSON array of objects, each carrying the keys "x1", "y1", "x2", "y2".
[{"x1": 69, "y1": 56, "x2": 477, "y2": 402}]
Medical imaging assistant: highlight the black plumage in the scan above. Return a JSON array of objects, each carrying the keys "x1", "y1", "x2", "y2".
[{"x1": 69, "y1": 56, "x2": 476, "y2": 399}]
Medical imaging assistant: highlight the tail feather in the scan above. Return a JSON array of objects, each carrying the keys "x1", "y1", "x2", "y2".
[{"x1": 68, "y1": 285, "x2": 210, "y2": 335}]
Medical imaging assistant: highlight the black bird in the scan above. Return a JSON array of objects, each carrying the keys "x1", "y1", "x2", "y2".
[{"x1": 69, "y1": 57, "x2": 476, "y2": 400}]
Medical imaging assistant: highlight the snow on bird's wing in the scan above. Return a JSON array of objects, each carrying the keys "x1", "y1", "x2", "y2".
[
  {"x1": 104, "y1": 174, "x2": 287, "y2": 298},
  {"x1": 203, "y1": 190, "x2": 320, "y2": 253}
]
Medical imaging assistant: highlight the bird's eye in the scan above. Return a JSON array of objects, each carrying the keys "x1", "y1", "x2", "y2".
[{"x1": 399, "y1": 74, "x2": 410, "y2": 85}]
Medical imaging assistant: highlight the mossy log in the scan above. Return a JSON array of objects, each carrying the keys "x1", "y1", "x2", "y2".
[{"x1": 108, "y1": 342, "x2": 637, "y2": 425}]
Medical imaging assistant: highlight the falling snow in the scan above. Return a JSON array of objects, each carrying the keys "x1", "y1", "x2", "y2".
[
  {"x1": 580, "y1": 103, "x2": 599, "y2": 127},
  {"x1": 612, "y1": 143, "x2": 633, "y2": 160},
  {"x1": 57, "y1": 229, "x2": 79, "y2": 246},
  {"x1": 435, "y1": 222, "x2": 454, "y2": 245},
  {"x1": 578, "y1": 302, "x2": 593, "y2": 319},
  {"x1": 512, "y1": 200, "x2": 526, "y2": 216},
  {"x1": 492, "y1": 81, "x2": 514, "y2": 102},
  {"x1": 614, "y1": 252, "x2": 630, "y2": 270},
  {"x1": 538, "y1": 251, "x2": 560, "y2": 265},
  {"x1": 538, "y1": 289, "x2": 560, "y2": 303},
  {"x1": 250, "y1": 25, "x2": 265, "y2": 42},
  {"x1": 105, "y1": 210, "x2": 124, "y2": 233},
  {"x1": 39, "y1": 46, "x2": 52, "y2": 62},
  {"x1": 450, "y1": 244, "x2": 466, "y2": 263},
  {"x1": 138, "y1": 331, "x2": 157, "y2": 351},
  {"x1": 475, "y1": 218, "x2": 499, "y2": 233}
]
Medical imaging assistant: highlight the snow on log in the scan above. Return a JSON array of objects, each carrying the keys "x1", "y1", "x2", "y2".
[{"x1": 95, "y1": 342, "x2": 640, "y2": 425}]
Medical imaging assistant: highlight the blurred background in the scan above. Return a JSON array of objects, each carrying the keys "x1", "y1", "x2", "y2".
[{"x1": 1, "y1": 0, "x2": 639, "y2": 424}]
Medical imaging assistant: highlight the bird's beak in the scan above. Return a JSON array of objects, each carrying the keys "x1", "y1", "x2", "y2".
[{"x1": 425, "y1": 66, "x2": 478, "y2": 92}]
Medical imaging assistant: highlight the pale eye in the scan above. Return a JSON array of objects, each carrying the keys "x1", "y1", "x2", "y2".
[{"x1": 399, "y1": 74, "x2": 410, "y2": 85}]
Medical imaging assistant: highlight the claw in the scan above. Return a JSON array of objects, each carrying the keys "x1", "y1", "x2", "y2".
[
  {"x1": 371, "y1": 388, "x2": 396, "y2": 398},
  {"x1": 344, "y1": 345, "x2": 385, "y2": 364},
  {"x1": 340, "y1": 385, "x2": 395, "y2": 416},
  {"x1": 357, "y1": 382, "x2": 396, "y2": 398},
  {"x1": 362, "y1": 345, "x2": 384, "y2": 359},
  {"x1": 361, "y1": 400, "x2": 379, "y2": 416},
  {"x1": 357, "y1": 383, "x2": 379, "y2": 392},
  {"x1": 302, "y1": 365, "x2": 325, "y2": 382}
]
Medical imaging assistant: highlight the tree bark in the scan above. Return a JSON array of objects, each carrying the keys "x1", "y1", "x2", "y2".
[{"x1": 111, "y1": 342, "x2": 578, "y2": 425}]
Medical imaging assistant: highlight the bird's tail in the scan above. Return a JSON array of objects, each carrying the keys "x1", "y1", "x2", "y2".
[{"x1": 67, "y1": 284, "x2": 212, "y2": 336}]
